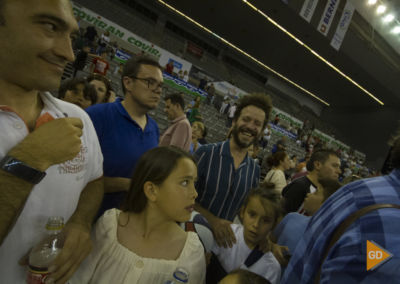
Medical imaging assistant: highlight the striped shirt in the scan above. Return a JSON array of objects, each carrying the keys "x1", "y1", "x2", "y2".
[
  {"x1": 282, "y1": 169, "x2": 400, "y2": 284},
  {"x1": 194, "y1": 140, "x2": 260, "y2": 221}
]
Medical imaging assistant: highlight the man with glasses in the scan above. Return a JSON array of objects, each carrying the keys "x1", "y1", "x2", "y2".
[{"x1": 86, "y1": 56, "x2": 163, "y2": 216}]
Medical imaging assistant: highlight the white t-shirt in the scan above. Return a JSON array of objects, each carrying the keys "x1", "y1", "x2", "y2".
[
  {"x1": 0, "y1": 93, "x2": 103, "y2": 283},
  {"x1": 228, "y1": 105, "x2": 237, "y2": 118},
  {"x1": 263, "y1": 128, "x2": 271, "y2": 141},
  {"x1": 212, "y1": 224, "x2": 281, "y2": 284}
]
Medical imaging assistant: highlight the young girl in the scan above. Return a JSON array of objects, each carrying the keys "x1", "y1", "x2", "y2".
[
  {"x1": 208, "y1": 185, "x2": 282, "y2": 284},
  {"x1": 72, "y1": 146, "x2": 206, "y2": 283}
]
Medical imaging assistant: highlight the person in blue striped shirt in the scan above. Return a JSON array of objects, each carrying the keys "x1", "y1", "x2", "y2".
[
  {"x1": 282, "y1": 134, "x2": 400, "y2": 283},
  {"x1": 194, "y1": 93, "x2": 272, "y2": 249}
]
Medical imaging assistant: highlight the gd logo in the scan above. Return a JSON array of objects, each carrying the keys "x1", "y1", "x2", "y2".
[{"x1": 366, "y1": 240, "x2": 393, "y2": 271}]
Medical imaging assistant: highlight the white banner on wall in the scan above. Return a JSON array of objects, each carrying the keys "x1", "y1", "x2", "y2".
[
  {"x1": 317, "y1": 0, "x2": 341, "y2": 36},
  {"x1": 300, "y1": 0, "x2": 319, "y2": 23},
  {"x1": 213, "y1": 81, "x2": 248, "y2": 99},
  {"x1": 72, "y1": 3, "x2": 193, "y2": 74},
  {"x1": 330, "y1": 1, "x2": 355, "y2": 51}
]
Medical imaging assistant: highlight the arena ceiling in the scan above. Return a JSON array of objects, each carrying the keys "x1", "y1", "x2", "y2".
[
  {"x1": 152, "y1": 0, "x2": 400, "y2": 167},
  {"x1": 158, "y1": 0, "x2": 400, "y2": 110}
]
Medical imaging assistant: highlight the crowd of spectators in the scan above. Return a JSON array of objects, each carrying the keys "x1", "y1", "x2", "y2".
[{"x1": 1, "y1": 1, "x2": 399, "y2": 284}]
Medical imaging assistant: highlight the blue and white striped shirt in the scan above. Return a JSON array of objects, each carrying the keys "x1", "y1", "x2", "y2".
[
  {"x1": 194, "y1": 140, "x2": 260, "y2": 221},
  {"x1": 282, "y1": 169, "x2": 400, "y2": 284}
]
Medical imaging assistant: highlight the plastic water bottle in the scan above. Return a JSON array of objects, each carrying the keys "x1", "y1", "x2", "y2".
[
  {"x1": 26, "y1": 217, "x2": 65, "y2": 284},
  {"x1": 164, "y1": 267, "x2": 189, "y2": 283}
]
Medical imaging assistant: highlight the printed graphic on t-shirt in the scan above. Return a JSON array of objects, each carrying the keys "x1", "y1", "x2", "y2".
[{"x1": 58, "y1": 146, "x2": 88, "y2": 174}]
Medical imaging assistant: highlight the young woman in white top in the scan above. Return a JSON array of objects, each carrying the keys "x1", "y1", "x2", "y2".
[
  {"x1": 72, "y1": 146, "x2": 206, "y2": 284},
  {"x1": 263, "y1": 151, "x2": 291, "y2": 193}
]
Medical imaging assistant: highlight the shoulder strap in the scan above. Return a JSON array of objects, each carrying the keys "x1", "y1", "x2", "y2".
[
  {"x1": 244, "y1": 245, "x2": 265, "y2": 267},
  {"x1": 315, "y1": 203, "x2": 400, "y2": 283}
]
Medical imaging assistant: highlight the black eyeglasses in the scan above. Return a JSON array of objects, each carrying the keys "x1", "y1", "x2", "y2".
[{"x1": 129, "y1": 76, "x2": 163, "y2": 90}]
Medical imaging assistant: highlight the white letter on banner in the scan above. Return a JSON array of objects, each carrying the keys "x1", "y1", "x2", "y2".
[
  {"x1": 317, "y1": 0, "x2": 341, "y2": 36},
  {"x1": 300, "y1": 0, "x2": 319, "y2": 23},
  {"x1": 330, "y1": 1, "x2": 355, "y2": 51}
]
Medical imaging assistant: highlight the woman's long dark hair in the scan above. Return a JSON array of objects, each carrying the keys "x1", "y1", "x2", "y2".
[{"x1": 121, "y1": 146, "x2": 196, "y2": 213}]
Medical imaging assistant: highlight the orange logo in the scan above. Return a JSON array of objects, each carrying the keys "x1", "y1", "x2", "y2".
[{"x1": 366, "y1": 240, "x2": 393, "y2": 271}]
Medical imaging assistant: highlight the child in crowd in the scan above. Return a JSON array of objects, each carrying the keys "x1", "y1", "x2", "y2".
[
  {"x1": 207, "y1": 185, "x2": 282, "y2": 284},
  {"x1": 71, "y1": 146, "x2": 206, "y2": 284},
  {"x1": 190, "y1": 121, "x2": 206, "y2": 153},
  {"x1": 58, "y1": 77, "x2": 97, "y2": 109}
]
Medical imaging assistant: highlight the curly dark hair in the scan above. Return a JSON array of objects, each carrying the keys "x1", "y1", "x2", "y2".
[{"x1": 233, "y1": 93, "x2": 273, "y2": 129}]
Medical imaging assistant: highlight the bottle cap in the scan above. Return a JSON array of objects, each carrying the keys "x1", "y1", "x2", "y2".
[{"x1": 46, "y1": 216, "x2": 64, "y2": 231}]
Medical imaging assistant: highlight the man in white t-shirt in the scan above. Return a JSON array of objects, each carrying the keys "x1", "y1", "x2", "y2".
[{"x1": 0, "y1": 1, "x2": 104, "y2": 283}]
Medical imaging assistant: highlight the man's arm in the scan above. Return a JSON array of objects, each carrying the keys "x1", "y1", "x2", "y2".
[
  {"x1": 194, "y1": 202, "x2": 236, "y2": 248},
  {"x1": 48, "y1": 177, "x2": 104, "y2": 284},
  {"x1": 0, "y1": 171, "x2": 34, "y2": 245},
  {"x1": 0, "y1": 118, "x2": 83, "y2": 245},
  {"x1": 104, "y1": 176, "x2": 130, "y2": 192}
]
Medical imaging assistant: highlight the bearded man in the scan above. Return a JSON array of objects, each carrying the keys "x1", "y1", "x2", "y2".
[{"x1": 194, "y1": 93, "x2": 272, "y2": 248}]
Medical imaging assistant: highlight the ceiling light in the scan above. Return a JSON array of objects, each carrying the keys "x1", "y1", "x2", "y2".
[
  {"x1": 367, "y1": 0, "x2": 377, "y2": 5},
  {"x1": 392, "y1": 26, "x2": 400, "y2": 34},
  {"x1": 377, "y1": 5, "x2": 387, "y2": 14},
  {"x1": 383, "y1": 14, "x2": 395, "y2": 23}
]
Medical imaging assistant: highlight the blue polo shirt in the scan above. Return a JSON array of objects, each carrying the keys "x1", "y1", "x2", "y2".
[
  {"x1": 86, "y1": 99, "x2": 159, "y2": 178},
  {"x1": 194, "y1": 140, "x2": 260, "y2": 221},
  {"x1": 86, "y1": 99, "x2": 159, "y2": 215}
]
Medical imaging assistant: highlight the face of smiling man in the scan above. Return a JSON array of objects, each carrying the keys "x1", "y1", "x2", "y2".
[
  {"x1": 231, "y1": 105, "x2": 266, "y2": 149},
  {"x1": 0, "y1": 0, "x2": 78, "y2": 92}
]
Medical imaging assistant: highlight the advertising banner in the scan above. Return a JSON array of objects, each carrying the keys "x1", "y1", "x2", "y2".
[
  {"x1": 317, "y1": 0, "x2": 341, "y2": 36},
  {"x1": 72, "y1": 3, "x2": 192, "y2": 73},
  {"x1": 162, "y1": 72, "x2": 207, "y2": 99},
  {"x1": 270, "y1": 108, "x2": 303, "y2": 129},
  {"x1": 312, "y1": 129, "x2": 350, "y2": 150},
  {"x1": 300, "y1": 0, "x2": 319, "y2": 23},
  {"x1": 213, "y1": 81, "x2": 248, "y2": 99},
  {"x1": 114, "y1": 49, "x2": 132, "y2": 63},
  {"x1": 270, "y1": 123, "x2": 297, "y2": 140},
  {"x1": 330, "y1": 1, "x2": 355, "y2": 51}
]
